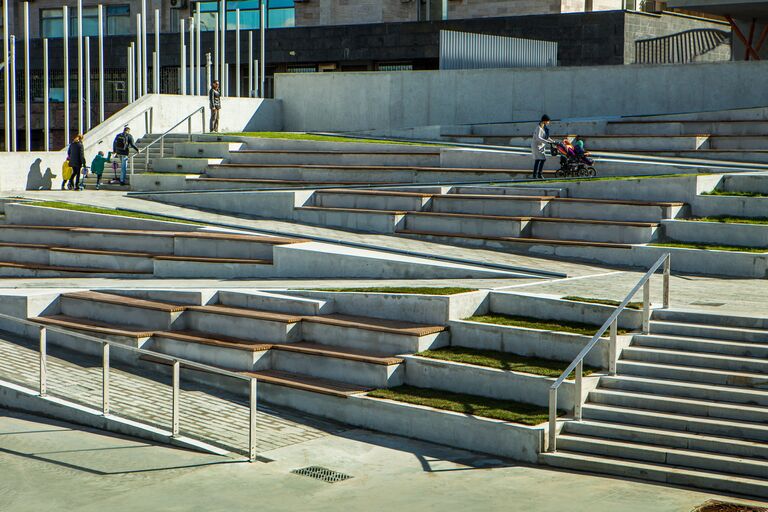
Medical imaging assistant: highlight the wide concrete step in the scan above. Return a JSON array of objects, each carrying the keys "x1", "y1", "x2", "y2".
[
  {"x1": 506, "y1": 134, "x2": 710, "y2": 151},
  {"x1": 0, "y1": 260, "x2": 150, "y2": 278},
  {"x1": 301, "y1": 314, "x2": 447, "y2": 355},
  {"x1": 294, "y1": 206, "x2": 402, "y2": 234},
  {"x1": 633, "y1": 333, "x2": 768, "y2": 358},
  {"x1": 271, "y1": 342, "x2": 404, "y2": 388},
  {"x1": 396, "y1": 229, "x2": 634, "y2": 249},
  {"x1": 32, "y1": 314, "x2": 156, "y2": 341},
  {"x1": 588, "y1": 388, "x2": 768, "y2": 424},
  {"x1": 49, "y1": 247, "x2": 156, "y2": 273},
  {"x1": 556, "y1": 434, "x2": 768, "y2": 479},
  {"x1": 183, "y1": 305, "x2": 302, "y2": 343},
  {"x1": 244, "y1": 369, "x2": 371, "y2": 398},
  {"x1": 565, "y1": 419, "x2": 768, "y2": 460},
  {"x1": 228, "y1": 150, "x2": 440, "y2": 167},
  {"x1": 149, "y1": 330, "x2": 271, "y2": 371},
  {"x1": 652, "y1": 308, "x2": 768, "y2": 330},
  {"x1": 539, "y1": 451, "x2": 768, "y2": 498},
  {"x1": 430, "y1": 194, "x2": 547, "y2": 217},
  {"x1": 598, "y1": 374, "x2": 768, "y2": 407},
  {"x1": 710, "y1": 136, "x2": 768, "y2": 150},
  {"x1": 529, "y1": 217, "x2": 658, "y2": 244},
  {"x1": 622, "y1": 346, "x2": 768, "y2": 374},
  {"x1": 582, "y1": 403, "x2": 768, "y2": 442},
  {"x1": 60, "y1": 291, "x2": 186, "y2": 330},
  {"x1": 616, "y1": 359, "x2": 768, "y2": 388},
  {"x1": 402, "y1": 212, "x2": 526, "y2": 238},
  {"x1": 650, "y1": 320, "x2": 768, "y2": 343},
  {"x1": 606, "y1": 120, "x2": 768, "y2": 137},
  {"x1": 314, "y1": 189, "x2": 431, "y2": 211}
]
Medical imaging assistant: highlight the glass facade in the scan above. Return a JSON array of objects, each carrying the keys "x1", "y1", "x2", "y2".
[
  {"x1": 196, "y1": 0, "x2": 295, "y2": 30},
  {"x1": 40, "y1": 5, "x2": 131, "y2": 38}
]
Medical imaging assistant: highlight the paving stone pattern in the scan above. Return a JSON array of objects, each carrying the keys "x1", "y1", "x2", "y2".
[{"x1": 0, "y1": 332, "x2": 343, "y2": 455}]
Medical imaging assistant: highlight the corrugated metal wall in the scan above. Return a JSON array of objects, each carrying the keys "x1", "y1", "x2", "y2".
[
  {"x1": 635, "y1": 29, "x2": 730, "y2": 64},
  {"x1": 439, "y1": 30, "x2": 558, "y2": 70}
]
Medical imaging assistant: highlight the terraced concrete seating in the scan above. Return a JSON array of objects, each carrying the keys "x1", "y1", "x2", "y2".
[
  {"x1": 541, "y1": 308, "x2": 768, "y2": 498},
  {"x1": 228, "y1": 149, "x2": 442, "y2": 167},
  {"x1": 245, "y1": 369, "x2": 371, "y2": 397}
]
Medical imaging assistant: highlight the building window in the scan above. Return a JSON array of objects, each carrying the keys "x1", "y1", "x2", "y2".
[
  {"x1": 41, "y1": 9, "x2": 64, "y2": 38},
  {"x1": 69, "y1": 7, "x2": 100, "y2": 37},
  {"x1": 378, "y1": 63, "x2": 413, "y2": 71},
  {"x1": 286, "y1": 65, "x2": 316, "y2": 73},
  {"x1": 195, "y1": 0, "x2": 295, "y2": 30},
  {"x1": 107, "y1": 5, "x2": 131, "y2": 35}
]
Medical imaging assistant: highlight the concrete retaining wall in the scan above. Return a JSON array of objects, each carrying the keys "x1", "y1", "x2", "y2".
[
  {"x1": 276, "y1": 61, "x2": 768, "y2": 133},
  {"x1": 662, "y1": 219, "x2": 768, "y2": 248}
]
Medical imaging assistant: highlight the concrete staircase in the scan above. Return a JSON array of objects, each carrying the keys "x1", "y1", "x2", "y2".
[{"x1": 540, "y1": 308, "x2": 768, "y2": 498}]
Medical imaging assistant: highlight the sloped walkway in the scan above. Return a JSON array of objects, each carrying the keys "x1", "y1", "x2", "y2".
[{"x1": 0, "y1": 331, "x2": 343, "y2": 455}]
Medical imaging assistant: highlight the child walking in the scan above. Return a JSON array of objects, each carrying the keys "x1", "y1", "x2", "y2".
[{"x1": 90, "y1": 151, "x2": 111, "y2": 190}]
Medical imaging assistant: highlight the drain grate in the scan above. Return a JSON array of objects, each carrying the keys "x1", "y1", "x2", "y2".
[
  {"x1": 692, "y1": 500, "x2": 768, "y2": 512},
  {"x1": 290, "y1": 466, "x2": 352, "y2": 484}
]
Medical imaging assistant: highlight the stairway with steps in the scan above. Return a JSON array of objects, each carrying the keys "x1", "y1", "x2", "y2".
[{"x1": 540, "y1": 308, "x2": 768, "y2": 499}]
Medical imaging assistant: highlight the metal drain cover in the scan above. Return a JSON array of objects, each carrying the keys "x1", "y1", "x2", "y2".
[
  {"x1": 290, "y1": 466, "x2": 352, "y2": 484},
  {"x1": 692, "y1": 500, "x2": 768, "y2": 512}
]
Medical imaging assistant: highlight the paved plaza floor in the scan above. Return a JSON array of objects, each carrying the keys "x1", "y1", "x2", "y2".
[{"x1": 0, "y1": 410, "x2": 765, "y2": 512}]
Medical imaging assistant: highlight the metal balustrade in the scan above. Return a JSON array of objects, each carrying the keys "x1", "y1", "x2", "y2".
[
  {"x1": 0, "y1": 310, "x2": 258, "y2": 462},
  {"x1": 547, "y1": 252, "x2": 671, "y2": 452}
]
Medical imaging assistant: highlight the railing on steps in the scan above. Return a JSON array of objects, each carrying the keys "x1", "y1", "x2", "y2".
[
  {"x1": 0, "y1": 310, "x2": 259, "y2": 462},
  {"x1": 547, "y1": 252, "x2": 671, "y2": 452},
  {"x1": 129, "y1": 107, "x2": 206, "y2": 178}
]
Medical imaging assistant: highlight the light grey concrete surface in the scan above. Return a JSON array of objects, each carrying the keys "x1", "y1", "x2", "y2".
[{"x1": 3, "y1": 410, "x2": 759, "y2": 512}]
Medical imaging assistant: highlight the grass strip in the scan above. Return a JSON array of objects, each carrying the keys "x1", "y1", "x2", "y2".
[
  {"x1": 28, "y1": 201, "x2": 205, "y2": 225},
  {"x1": 702, "y1": 189, "x2": 768, "y2": 198},
  {"x1": 302, "y1": 287, "x2": 477, "y2": 295},
  {"x1": 225, "y1": 132, "x2": 442, "y2": 146},
  {"x1": 562, "y1": 295, "x2": 642, "y2": 310},
  {"x1": 689, "y1": 215, "x2": 768, "y2": 225},
  {"x1": 367, "y1": 385, "x2": 553, "y2": 425},
  {"x1": 650, "y1": 241, "x2": 768, "y2": 253},
  {"x1": 466, "y1": 313, "x2": 628, "y2": 337},
  {"x1": 417, "y1": 346, "x2": 597, "y2": 379}
]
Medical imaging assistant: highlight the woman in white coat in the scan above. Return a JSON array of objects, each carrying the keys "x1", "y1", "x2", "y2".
[{"x1": 532, "y1": 115, "x2": 553, "y2": 179}]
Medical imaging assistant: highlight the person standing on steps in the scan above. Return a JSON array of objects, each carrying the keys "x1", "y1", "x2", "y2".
[
  {"x1": 112, "y1": 126, "x2": 139, "y2": 186},
  {"x1": 67, "y1": 134, "x2": 86, "y2": 191},
  {"x1": 209, "y1": 80, "x2": 221, "y2": 133},
  {"x1": 532, "y1": 115, "x2": 555, "y2": 180}
]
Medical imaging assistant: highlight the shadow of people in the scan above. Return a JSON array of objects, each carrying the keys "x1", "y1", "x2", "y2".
[
  {"x1": 25, "y1": 159, "x2": 56, "y2": 190},
  {"x1": 40, "y1": 168, "x2": 56, "y2": 190}
]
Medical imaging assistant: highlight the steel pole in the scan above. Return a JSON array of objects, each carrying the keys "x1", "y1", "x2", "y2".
[
  {"x1": 254, "y1": 59, "x2": 259, "y2": 98},
  {"x1": 214, "y1": 12, "x2": 219, "y2": 81},
  {"x1": 85, "y1": 36, "x2": 91, "y2": 131},
  {"x1": 206, "y1": 52, "x2": 212, "y2": 91},
  {"x1": 127, "y1": 46, "x2": 134, "y2": 103},
  {"x1": 9, "y1": 36, "x2": 16, "y2": 151},
  {"x1": 248, "y1": 31, "x2": 253, "y2": 97},
  {"x1": 196, "y1": 2, "x2": 201, "y2": 95},
  {"x1": 98, "y1": 5, "x2": 105, "y2": 123},
  {"x1": 2, "y1": 0, "x2": 9, "y2": 151},
  {"x1": 220, "y1": 0, "x2": 226, "y2": 97},
  {"x1": 63, "y1": 6, "x2": 70, "y2": 145},
  {"x1": 189, "y1": 17, "x2": 195, "y2": 95},
  {"x1": 24, "y1": 1, "x2": 31, "y2": 150},
  {"x1": 142, "y1": 0, "x2": 147, "y2": 96},
  {"x1": 260, "y1": 0, "x2": 265, "y2": 98},
  {"x1": 180, "y1": 19, "x2": 186, "y2": 95},
  {"x1": 235, "y1": 9, "x2": 240, "y2": 97},
  {"x1": 136, "y1": 14, "x2": 142, "y2": 99},
  {"x1": 154, "y1": 9, "x2": 160, "y2": 93},
  {"x1": 43, "y1": 39, "x2": 50, "y2": 151},
  {"x1": 77, "y1": 0, "x2": 83, "y2": 134}
]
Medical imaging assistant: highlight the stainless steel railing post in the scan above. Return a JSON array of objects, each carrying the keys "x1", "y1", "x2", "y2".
[
  {"x1": 172, "y1": 360, "x2": 180, "y2": 437},
  {"x1": 39, "y1": 327, "x2": 47, "y2": 397},
  {"x1": 102, "y1": 343, "x2": 110, "y2": 415},
  {"x1": 249, "y1": 378, "x2": 257, "y2": 462},
  {"x1": 642, "y1": 280, "x2": 651, "y2": 334},
  {"x1": 574, "y1": 361, "x2": 583, "y2": 421},
  {"x1": 609, "y1": 318, "x2": 618, "y2": 376},
  {"x1": 548, "y1": 387, "x2": 557, "y2": 452},
  {"x1": 663, "y1": 254, "x2": 671, "y2": 309}
]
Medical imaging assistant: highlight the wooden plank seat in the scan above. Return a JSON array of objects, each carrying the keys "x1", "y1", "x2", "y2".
[
  {"x1": 32, "y1": 314, "x2": 155, "y2": 338},
  {"x1": 154, "y1": 255, "x2": 272, "y2": 265},
  {"x1": 62, "y1": 291, "x2": 187, "y2": 312},
  {"x1": 296, "y1": 206, "x2": 407, "y2": 215},
  {"x1": 185, "y1": 305, "x2": 303, "y2": 323},
  {"x1": 244, "y1": 369, "x2": 371, "y2": 397},
  {"x1": 233, "y1": 149, "x2": 441, "y2": 156},
  {"x1": 318, "y1": 188, "x2": 434, "y2": 198},
  {"x1": 172, "y1": 232, "x2": 306, "y2": 244},
  {"x1": 272, "y1": 342, "x2": 404, "y2": 366},
  {"x1": 396, "y1": 229, "x2": 634, "y2": 249},
  {"x1": 302, "y1": 313, "x2": 445, "y2": 337},
  {"x1": 155, "y1": 330, "x2": 272, "y2": 351},
  {"x1": 208, "y1": 163, "x2": 533, "y2": 173},
  {"x1": 0, "y1": 261, "x2": 151, "y2": 274}
]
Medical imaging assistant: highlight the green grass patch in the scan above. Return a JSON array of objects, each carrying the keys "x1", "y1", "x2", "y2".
[
  {"x1": 367, "y1": 385, "x2": 553, "y2": 425},
  {"x1": 689, "y1": 215, "x2": 768, "y2": 225},
  {"x1": 702, "y1": 189, "x2": 768, "y2": 198},
  {"x1": 417, "y1": 346, "x2": 597, "y2": 379},
  {"x1": 562, "y1": 295, "x2": 642, "y2": 310},
  {"x1": 650, "y1": 241, "x2": 768, "y2": 253},
  {"x1": 28, "y1": 201, "x2": 205, "y2": 225},
  {"x1": 466, "y1": 313, "x2": 628, "y2": 337},
  {"x1": 302, "y1": 287, "x2": 477, "y2": 295},
  {"x1": 225, "y1": 131, "x2": 443, "y2": 147}
]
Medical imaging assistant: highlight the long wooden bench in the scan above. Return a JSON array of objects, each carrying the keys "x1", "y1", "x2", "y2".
[
  {"x1": 296, "y1": 206, "x2": 408, "y2": 215},
  {"x1": 233, "y1": 149, "x2": 441, "y2": 156},
  {"x1": 156, "y1": 330, "x2": 272, "y2": 351},
  {"x1": 317, "y1": 189, "x2": 434, "y2": 198},
  {"x1": 244, "y1": 369, "x2": 371, "y2": 397},
  {"x1": 302, "y1": 313, "x2": 445, "y2": 337},
  {"x1": 32, "y1": 314, "x2": 155, "y2": 338},
  {"x1": 0, "y1": 261, "x2": 151, "y2": 274},
  {"x1": 396, "y1": 229, "x2": 634, "y2": 249},
  {"x1": 63, "y1": 291, "x2": 188, "y2": 312},
  {"x1": 209, "y1": 163, "x2": 534, "y2": 173},
  {"x1": 272, "y1": 342, "x2": 403, "y2": 366},
  {"x1": 185, "y1": 305, "x2": 303, "y2": 323}
]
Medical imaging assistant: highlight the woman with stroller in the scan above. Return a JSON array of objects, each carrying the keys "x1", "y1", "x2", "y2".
[
  {"x1": 532, "y1": 115, "x2": 555, "y2": 180},
  {"x1": 66, "y1": 134, "x2": 86, "y2": 191}
]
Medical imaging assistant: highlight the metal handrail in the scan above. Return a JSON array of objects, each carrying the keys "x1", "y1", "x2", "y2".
[
  {"x1": 84, "y1": 106, "x2": 154, "y2": 153},
  {"x1": 128, "y1": 106, "x2": 206, "y2": 178},
  {"x1": 546, "y1": 252, "x2": 671, "y2": 452},
  {"x1": 0, "y1": 308, "x2": 258, "y2": 462}
]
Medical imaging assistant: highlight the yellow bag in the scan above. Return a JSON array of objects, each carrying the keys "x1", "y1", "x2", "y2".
[{"x1": 62, "y1": 160, "x2": 73, "y2": 180}]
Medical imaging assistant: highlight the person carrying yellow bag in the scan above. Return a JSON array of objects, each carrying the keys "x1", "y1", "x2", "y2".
[{"x1": 61, "y1": 159, "x2": 73, "y2": 190}]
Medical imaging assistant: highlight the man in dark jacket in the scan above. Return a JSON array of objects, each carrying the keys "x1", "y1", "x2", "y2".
[
  {"x1": 112, "y1": 126, "x2": 139, "y2": 185},
  {"x1": 67, "y1": 134, "x2": 86, "y2": 190},
  {"x1": 209, "y1": 80, "x2": 221, "y2": 132}
]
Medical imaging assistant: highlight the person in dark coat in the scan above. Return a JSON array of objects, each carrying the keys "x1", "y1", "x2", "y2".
[
  {"x1": 208, "y1": 80, "x2": 221, "y2": 132},
  {"x1": 67, "y1": 134, "x2": 86, "y2": 191}
]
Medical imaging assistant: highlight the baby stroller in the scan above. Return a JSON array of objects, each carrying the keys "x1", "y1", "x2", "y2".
[{"x1": 550, "y1": 139, "x2": 597, "y2": 178}]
